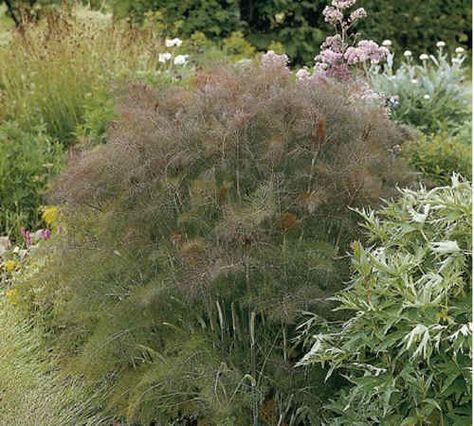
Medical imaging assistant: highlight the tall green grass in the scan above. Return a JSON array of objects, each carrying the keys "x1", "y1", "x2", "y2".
[{"x1": 0, "y1": 299, "x2": 109, "y2": 425}]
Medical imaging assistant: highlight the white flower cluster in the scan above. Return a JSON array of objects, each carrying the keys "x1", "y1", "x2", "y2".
[{"x1": 158, "y1": 38, "x2": 189, "y2": 65}]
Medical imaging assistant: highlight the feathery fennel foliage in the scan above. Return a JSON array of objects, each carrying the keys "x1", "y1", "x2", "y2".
[{"x1": 15, "y1": 63, "x2": 412, "y2": 423}]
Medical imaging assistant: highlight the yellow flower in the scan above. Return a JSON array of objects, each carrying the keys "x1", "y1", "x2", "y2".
[
  {"x1": 3, "y1": 260, "x2": 17, "y2": 272},
  {"x1": 5, "y1": 288, "x2": 19, "y2": 305},
  {"x1": 41, "y1": 205, "x2": 59, "y2": 228}
]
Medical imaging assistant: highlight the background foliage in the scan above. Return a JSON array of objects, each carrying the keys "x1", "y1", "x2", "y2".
[{"x1": 108, "y1": 0, "x2": 471, "y2": 64}]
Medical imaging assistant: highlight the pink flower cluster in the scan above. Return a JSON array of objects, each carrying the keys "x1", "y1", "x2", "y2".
[
  {"x1": 21, "y1": 227, "x2": 51, "y2": 247},
  {"x1": 331, "y1": 0, "x2": 357, "y2": 8},
  {"x1": 349, "y1": 7, "x2": 367, "y2": 22},
  {"x1": 344, "y1": 40, "x2": 389, "y2": 64},
  {"x1": 261, "y1": 50, "x2": 290, "y2": 69},
  {"x1": 316, "y1": 49, "x2": 343, "y2": 66},
  {"x1": 323, "y1": 6, "x2": 343, "y2": 24}
]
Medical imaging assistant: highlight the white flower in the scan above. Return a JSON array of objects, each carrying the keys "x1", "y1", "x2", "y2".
[
  {"x1": 173, "y1": 54, "x2": 189, "y2": 65},
  {"x1": 165, "y1": 37, "x2": 183, "y2": 48},
  {"x1": 274, "y1": 12, "x2": 285, "y2": 23},
  {"x1": 423, "y1": 94, "x2": 431, "y2": 100},
  {"x1": 431, "y1": 240, "x2": 461, "y2": 254},
  {"x1": 452, "y1": 57, "x2": 462, "y2": 65},
  {"x1": 455, "y1": 47, "x2": 465, "y2": 54},
  {"x1": 411, "y1": 79, "x2": 418, "y2": 84},
  {"x1": 436, "y1": 41, "x2": 446, "y2": 48},
  {"x1": 403, "y1": 50, "x2": 412, "y2": 58},
  {"x1": 382, "y1": 39, "x2": 392, "y2": 47},
  {"x1": 158, "y1": 52, "x2": 172, "y2": 63},
  {"x1": 419, "y1": 53, "x2": 429, "y2": 61}
]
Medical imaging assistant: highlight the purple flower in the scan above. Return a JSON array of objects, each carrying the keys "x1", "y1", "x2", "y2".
[
  {"x1": 349, "y1": 7, "x2": 367, "y2": 21},
  {"x1": 295, "y1": 69, "x2": 311, "y2": 81},
  {"x1": 323, "y1": 6, "x2": 343, "y2": 24},
  {"x1": 344, "y1": 40, "x2": 388, "y2": 64},
  {"x1": 316, "y1": 48, "x2": 344, "y2": 65},
  {"x1": 261, "y1": 50, "x2": 290, "y2": 70},
  {"x1": 21, "y1": 228, "x2": 33, "y2": 247},
  {"x1": 331, "y1": 0, "x2": 357, "y2": 9},
  {"x1": 37, "y1": 229, "x2": 52, "y2": 241},
  {"x1": 321, "y1": 35, "x2": 343, "y2": 52}
]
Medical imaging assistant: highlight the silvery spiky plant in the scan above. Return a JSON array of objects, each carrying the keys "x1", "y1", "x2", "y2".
[
  {"x1": 16, "y1": 62, "x2": 412, "y2": 424},
  {"x1": 298, "y1": 174, "x2": 472, "y2": 425},
  {"x1": 368, "y1": 44, "x2": 470, "y2": 137}
]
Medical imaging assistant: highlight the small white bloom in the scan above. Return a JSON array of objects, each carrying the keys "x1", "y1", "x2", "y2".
[
  {"x1": 158, "y1": 52, "x2": 172, "y2": 63},
  {"x1": 419, "y1": 53, "x2": 429, "y2": 61},
  {"x1": 411, "y1": 79, "x2": 418, "y2": 84},
  {"x1": 382, "y1": 39, "x2": 392, "y2": 47},
  {"x1": 436, "y1": 41, "x2": 446, "y2": 48},
  {"x1": 165, "y1": 37, "x2": 183, "y2": 48},
  {"x1": 452, "y1": 57, "x2": 462, "y2": 65},
  {"x1": 274, "y1": 12, "x2": 285, "y2": 23},
  {"x1": 455, "y1": 47, "x2": 465, "y2": 54},
  {"x1": 403, "y1": 50, "x2": 412, "y2": 58},
  {"x1": 423, "y1": 94, "x2": 431, "y2": 100},
  {"x1": 173, "y1": 54, "x2": 189, "y2": 65}
]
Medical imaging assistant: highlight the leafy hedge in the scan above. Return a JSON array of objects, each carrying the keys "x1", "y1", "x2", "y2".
[{"x1": 109, "y1": 0, "x2": 471, "y2": 64}]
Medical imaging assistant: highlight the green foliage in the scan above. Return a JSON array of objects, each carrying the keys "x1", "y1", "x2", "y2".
[
  {"x1": 17, "y1": 64, "x2": 411, "y2": 423},
  {"x1": 403, "y1": 134, "x2": 471, "y2": 186},
  {"x1": 299, "y1": 176, "x2": 472, "y2": 425},
  {"x1": 0, "y1": 122, "x2": 63, "y2": 239},
  {"x1": 111, "y1": 0, "x2": 242, "y2": 39},
  {"x1": 223, "y1": 31, "x2": 256, "y2": 60},
  {"x1": 0, "y1": 298, "x2": 107, "y2": 424},
  {"x1": 108, "y1": 0, "x2": 471, "y2": 65},
  {"x1": 358, "y1": 0, "x2": 471, "y2": 56}
]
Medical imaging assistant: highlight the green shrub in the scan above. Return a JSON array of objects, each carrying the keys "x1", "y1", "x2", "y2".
[
  {"x1": 299, "y1": 175, "x2": 472, "y2": 425},
  {"x1": 403, "y1": 134, "x2": 471, "y2": 186},
  {"x1": 18, "y1": 63, "x2": 412, "y2": 423},
  {"x1": 222, "y1": 31, "x2": 256, "y2": 60},
  {"x1": 0, "y1": 122, "x2": 63, "y2": 239}
]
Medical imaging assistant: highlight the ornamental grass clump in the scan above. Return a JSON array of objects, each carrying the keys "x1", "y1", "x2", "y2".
[
  {"x1": 18, "y1": 63, "x2": 412, "y2": 423},
  {"x1": 299, "y1": 175, "x2": 472, "y2": 425}
]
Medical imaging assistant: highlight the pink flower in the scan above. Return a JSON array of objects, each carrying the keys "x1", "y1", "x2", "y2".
[
  {"x1": 316, "y1": 48, "x2": 344, "y2": 65},
  {"x1": 35, "y1": 229, "x2": 51, "y2": 241},
  {"x1": 21, "y1": 228, "x2": 33, "y2": 247},
  {"x1": 349, "y1": 7, "x2": 367, "y2": 21},
  {"x1": 344, "y1": 40, "x2": 388, "y2": 64},
  {"x1": 295, "y1": 69, "x2": 311, "y2": 81},
  {"x1": 323, "y1": 6, "x2": 343, "y2": 24},
  {"x1": 261, "y1": 50, "x2": 290, "y2": 69},
  {"x1": 331, "y1": 0, "x2": 357, "y2": 9},
  {"x1": 321, "y1": 35, "x2": 343, "y2": 52}
]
